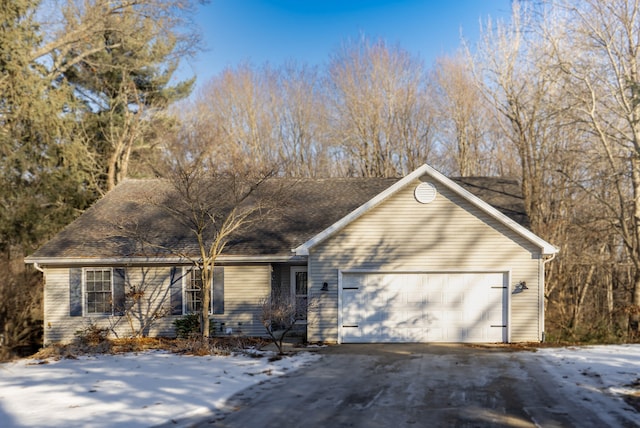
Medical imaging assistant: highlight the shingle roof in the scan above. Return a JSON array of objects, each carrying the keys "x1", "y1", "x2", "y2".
[
  {"x1": 27, "y1": 175, "x2": 528, "y2": 261},
  {"x1": 450, "y1": 177, "x2": 530, "y2": 228}
]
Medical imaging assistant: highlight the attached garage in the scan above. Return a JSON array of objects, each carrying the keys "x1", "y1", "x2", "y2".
[
  {"x1": 339, "y1": 272, "x2": 508, "y2": 343},
  {"x1": 298, "y1": 165, "x2": 558, "y2": 344}
]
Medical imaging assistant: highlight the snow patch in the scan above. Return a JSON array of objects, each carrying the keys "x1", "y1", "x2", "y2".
[{"x1": 0, "y1": 350, "x2": 319, "y2": 428}]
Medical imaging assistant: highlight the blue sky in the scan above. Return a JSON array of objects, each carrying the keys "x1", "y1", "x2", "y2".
[{"x1": 187, "y1": 1, "x2": 512, "y2": 87}]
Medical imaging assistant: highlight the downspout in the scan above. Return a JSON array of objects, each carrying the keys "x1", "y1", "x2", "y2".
[
  {"x1": 540, "y1": 253, "x2": 557, "y2": 342},
  {"x1": 32, "y1": 262, "x2": 47, "y2": 344}
]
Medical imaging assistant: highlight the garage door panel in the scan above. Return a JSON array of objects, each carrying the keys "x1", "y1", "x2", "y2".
[
  {"x1": 426, "y1": 291, "x2": 442, "y2": 304},
  {"x1": 443, "y1": 310, "x2": 464, "y2": 323},
  {"x1": 342, "y1": 325, "x2": 362, "y2": 341},
  {"x1": 341, "y1": 288, "x2": 361, "y2": 326},
  {"x1": 425, "y1": 326, "x2": 444, "y2": 341},
  {"x1": 341, "y1": 272, "x2": 507, "y2": 343},
  {"x1": 424, "y1": 310, "x2": 443, "y2": 325},
  {"x1": 444, "y1": 291, "x2": 464, "y2": 304},
  {"x1": 400, "y1": 309, "x2": 423, "y2": 326}
]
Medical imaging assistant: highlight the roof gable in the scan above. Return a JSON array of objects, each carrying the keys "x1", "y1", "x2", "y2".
[{"x1": 293, "y1": 164, "x2": 557, "y2": 256}]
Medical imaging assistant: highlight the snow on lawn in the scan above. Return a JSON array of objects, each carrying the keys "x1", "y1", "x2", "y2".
[
  {"x1": 1, "y1": 345, "x2": 640, "y2": 428},
  {"x1": 0, "y1": 350, "x2": 319, "y2": 428},
  {"x1": 528, "y1": 344, "x2": 640, "y2": 425}
]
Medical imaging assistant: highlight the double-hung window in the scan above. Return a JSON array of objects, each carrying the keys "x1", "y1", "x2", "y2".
[
  {"x1": 185, "y1": 268, "x2": 204, "y2": 314},
  {"x1": 170, "y1": 267, "x2": 221, "y2": 316},
  {"x1": 85, "y1": 268, "x2": 113, "y2": 314}
]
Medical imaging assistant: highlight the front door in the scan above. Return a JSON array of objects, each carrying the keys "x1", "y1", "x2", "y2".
[{"x1": 290, "y1": 266, "x2": 308, "y2": 321}]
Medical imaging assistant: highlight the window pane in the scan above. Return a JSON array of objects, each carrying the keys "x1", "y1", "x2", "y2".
[
  {"x1": 295, "y1": 272, "x2": 307, "y2": 295},
  {"x1": 185, "y1": 268, "x2": 212, "y2": 314},
  {"x1": 185, "y1": 289, "x2": 201, "y2": 314},
  {"x1": 85, "y1": 269, "x2": 112, "y2": 314},
  {"x1": 186, "y1": 269, "x2": 204, "y2": 314}
]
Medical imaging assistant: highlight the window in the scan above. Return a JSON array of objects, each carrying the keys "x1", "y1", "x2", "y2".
[
  {"x1": 185, "y1": 268, "x2": 204, "y2": 314},
  {"x1": 184, "y1": 268, "x2": 216, "y2": 314},
  {"x1": 85, "y1": 268, "x2": 113, "y2": 314},
  {"x1": 291, "y1": 267, "x2": 308, "y2": 321}
]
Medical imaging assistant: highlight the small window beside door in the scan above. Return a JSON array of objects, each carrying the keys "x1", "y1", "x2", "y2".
[{"x1": 291, "y1": 267, "x2": 308, "y2": 321}]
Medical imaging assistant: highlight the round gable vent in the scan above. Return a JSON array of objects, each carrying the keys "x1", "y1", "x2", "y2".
[{"x1": 414, "y1": 182, "x2": 437, "y2": 204}]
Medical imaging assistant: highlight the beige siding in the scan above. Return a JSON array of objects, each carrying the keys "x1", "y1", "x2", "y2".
[
  {"x1": 43, "y1": 267, "x2": 75, "y2": 344},
  {"x1": 210, "y1": 264, "x2": 271, "y2": 337},
  {"x1": 308, "y1": 179, "x2": 543, "y2": 343},
  {"x1": 43, "y1": 264, "x2": 272, "y2": 344},
  {"x1": 43, "y1": 266, "x2": 176, "y2": 344}
]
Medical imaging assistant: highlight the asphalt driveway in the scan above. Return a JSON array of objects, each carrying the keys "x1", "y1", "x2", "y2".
[{"x1": 188, "y1": 344, "x2": 636, "y2": 428}]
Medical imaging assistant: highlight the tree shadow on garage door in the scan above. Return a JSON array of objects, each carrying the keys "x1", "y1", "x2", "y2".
[{"x1": 336, "y1": 265, "x2": 509, "y2": 343}]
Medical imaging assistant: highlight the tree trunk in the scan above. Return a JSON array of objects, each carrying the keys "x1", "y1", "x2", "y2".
[
  {"x1": 570, "y1": 262, "x2": 597, "y2": 332},
  {"x1": 630, "y1": 270, "x2": 640, "y2": 337},
  {"x1": 201, "y1": 267, "x2": 211, "y2": 338},
  {"x1": 630, "y1": 156, "x2": 640, "y2": 337}
]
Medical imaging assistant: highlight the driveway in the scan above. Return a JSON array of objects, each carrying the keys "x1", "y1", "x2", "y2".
[{"x1": 190, "y1": 344, "x2": 636, "y2": 428}]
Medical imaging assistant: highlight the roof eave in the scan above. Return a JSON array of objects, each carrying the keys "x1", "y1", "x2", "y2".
[{"x1": 25, "y1": 254, "x2": 308, "y2": 267}]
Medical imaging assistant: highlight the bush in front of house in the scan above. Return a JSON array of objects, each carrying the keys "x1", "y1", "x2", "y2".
[
  {"x1": 172, "y1": 314, "x2": 218, "y2": 338},
  {"x1": 173, "y1": 314, "x2": 201, "y2": 338}
]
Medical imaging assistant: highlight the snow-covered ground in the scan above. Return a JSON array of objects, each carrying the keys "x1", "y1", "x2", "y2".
[
  {"x1": 0, "y1": 345, "x2": 638, "y2": 427},
  {"x1": 0, "y1": 350, "x2": 320, "y2": 428},
  {"x1": 526, "y1": 345, "x2": 640, "y2": 425}
]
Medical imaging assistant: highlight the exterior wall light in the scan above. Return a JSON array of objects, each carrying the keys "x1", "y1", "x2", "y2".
[{"x1": 512, "y1": 281, "x2": 528, "y2": 294}]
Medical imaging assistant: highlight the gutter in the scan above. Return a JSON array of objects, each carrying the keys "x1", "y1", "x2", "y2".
[{"x1": 24, "y1": 254, "x2": 308, "y2": 267}]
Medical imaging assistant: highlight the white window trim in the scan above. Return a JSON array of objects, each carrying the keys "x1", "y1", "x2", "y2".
[
  {"x1": 83, "y1": 267, "x2": 114, "y2": 316},
  {"x1": 182, "y1": 267, "x2": 213, "y2": 315}
]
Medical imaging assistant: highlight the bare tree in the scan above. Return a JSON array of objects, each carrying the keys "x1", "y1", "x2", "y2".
[
  {"x1": 326, "y1": 37, "x2": 434, "y2": 177},
  {"x1": 468, "y1": 2, "x2": 622, "y2": 341},
  {"x1": 260, "y1": 286, "x2": 319, "y2": 354},
  {"x1": 196, "y1": 64, "x2": 283, "y2": 173},
  {"x1": 276, "y1": 62, "x2": 333, "y2": 177},
  {"x1": 470, "y1": 2, "x2": 572, "y2": 234},
  {"x1": 429, "y1": 53, "x2": 494, "y2": 176},
  {"x1": 260, "y1": 297, "x2": 300, "y2": 355},
  {"x1": 163, "y1": 171, "x2": 276, "y2": 337},
  {"x1": 468, "y1": 0, "x2": 640, "y2": 340},
  {"x1": 545, "y1": 0, "x2": 640, "y2": 335},
  {"x1": 148, "y1": 113, "x2": 285, "y2": 337},
  {"x1": 106, "y1": 268, "x2": 171, "y2": 338}
]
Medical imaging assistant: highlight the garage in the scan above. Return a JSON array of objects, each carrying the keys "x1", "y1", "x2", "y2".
[{"x1": 339, "y1": 272, "x2": 508, "y2": 343}]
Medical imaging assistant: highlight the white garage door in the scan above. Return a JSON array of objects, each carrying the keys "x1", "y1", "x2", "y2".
[{"x1": 340, "y1": 272, "x2": 507, "y2": 343}]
